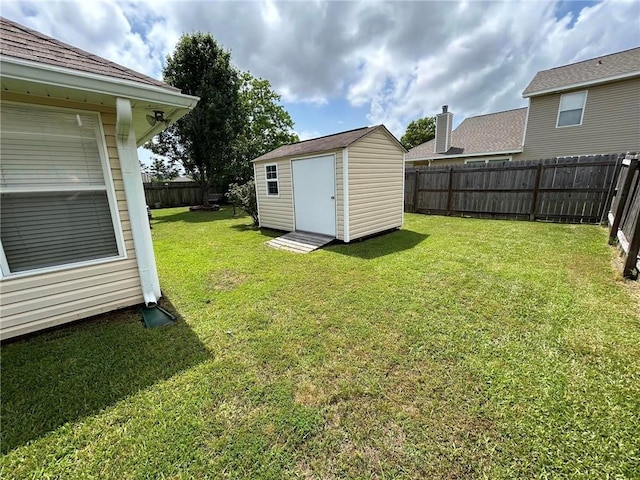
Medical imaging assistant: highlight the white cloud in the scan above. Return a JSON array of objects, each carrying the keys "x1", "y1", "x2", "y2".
[{"x1": 3, "y1": 0, "x2": 638, "y2": 139}]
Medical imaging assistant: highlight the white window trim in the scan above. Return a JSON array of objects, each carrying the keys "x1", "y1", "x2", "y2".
[
  {"x1": 556, "y1": 90, "x2": 587, "y2": 128},
  {"x1": 265, "y1": 163, "x2": 280, "y2": 197},
  {"x1": 0, "y1": 101, "x2": 127, "y2": 279},
  {"x1": 464, "y1": 156, "x2": 512, "y2": 164}
]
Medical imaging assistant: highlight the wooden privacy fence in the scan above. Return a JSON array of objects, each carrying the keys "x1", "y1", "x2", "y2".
[
  {"x1": 405, "y1": 153, "x2": 625, "y2": 223},
  {"x1": 608, "y1": 154, "x2": 640, "y2": 279},
  {"x1": 143, "y1": 182, "x2": 203, "y2": 208}
]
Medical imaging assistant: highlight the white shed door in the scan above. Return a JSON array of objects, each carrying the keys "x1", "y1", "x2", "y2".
[{"x1": 292, "y1": 155, "x2": 336, "y2": 236}]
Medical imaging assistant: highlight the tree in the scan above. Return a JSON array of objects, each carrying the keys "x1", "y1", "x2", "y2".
[
  {"x1": 148, "y1": 157, "x2": 179, "y2": 182},
  {"x1": 400, "y1": 116, "x2": 436, "y2": 149},
  {"x1": 230, "y1": 73, "x2": 299, "y2": 182},
  {"x1": 145, "y1": 32, "x2": 243, "y2": 205}
]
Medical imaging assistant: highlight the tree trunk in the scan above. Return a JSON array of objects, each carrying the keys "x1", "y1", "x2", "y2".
[{"x1": 201, "y1": 184, "x2": 209, "y2": 206}]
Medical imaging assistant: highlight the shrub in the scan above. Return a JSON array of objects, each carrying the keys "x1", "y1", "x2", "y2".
[{"x1": 226, "y1": 180, "x2": 259, "y2": 225}]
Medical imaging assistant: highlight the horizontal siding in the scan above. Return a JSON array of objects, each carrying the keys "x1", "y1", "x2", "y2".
[
  {"x1": 0, "y1": 95, "x2": 143, "y2": 340},
  {"x1": 254, "y1": 149, "x2": 343, "y2": 238},
  {"x1": 347, "y1": 129, "x2": 405, "y2": 240},
  {"x1": 521, "y1": 78, "x2": 640, "y2": 160},
  {"x1": 334, "y1": 150, "x2": 344, "y2": 240},
  {"x1": 255, "y1": 158, "x2": 294, "y2": 231}
]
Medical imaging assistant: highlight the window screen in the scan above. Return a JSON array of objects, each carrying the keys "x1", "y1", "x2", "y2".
[
  {"x1": 0, "y1": 104, "x2": 120, "y2": 274},
  {"x1": 557, "y1": 91, "x2": 586, "y2": 127}
]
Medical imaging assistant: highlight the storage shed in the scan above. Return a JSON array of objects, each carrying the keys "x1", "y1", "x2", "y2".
[{"x1": 252, "y1": 125, "x2": 407, "y2": 242}]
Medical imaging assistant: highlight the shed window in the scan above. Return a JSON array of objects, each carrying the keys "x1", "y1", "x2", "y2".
[
  {"x1": 265, "y1": 164, "x2": 279, "y2": 196},
  {"x1": 557, "y1": 91, "x2": 587, "y2": 127},
  {"x1": 0, "y1": 103, "x2": 123, "y2": 276}
]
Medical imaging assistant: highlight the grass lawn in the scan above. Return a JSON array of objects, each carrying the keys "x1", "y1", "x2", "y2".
[{"x1": 2, "y1": 208, "x2": 639, "y2": 479}]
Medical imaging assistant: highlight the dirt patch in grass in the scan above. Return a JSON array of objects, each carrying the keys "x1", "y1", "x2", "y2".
[{"x1": 209, "y1": 269, "x2": 249, "y2": 291}]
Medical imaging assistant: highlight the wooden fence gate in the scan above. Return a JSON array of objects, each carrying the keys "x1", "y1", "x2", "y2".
[
  {"x1": 405, "y1": 154, "x2": 624, "y2": 223},
  {"x1": 608, "y1": 154, "x2": 640, "y2": 278}
]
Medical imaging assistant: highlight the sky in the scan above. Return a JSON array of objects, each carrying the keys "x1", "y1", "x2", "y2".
[{"x1": 3, "y1": 0, "x2": 639, "y2": 164}]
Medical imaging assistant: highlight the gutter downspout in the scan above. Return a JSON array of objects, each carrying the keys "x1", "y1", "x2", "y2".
[{"x1": 115, "y1": 97, "x2": 161, "y2": 305}]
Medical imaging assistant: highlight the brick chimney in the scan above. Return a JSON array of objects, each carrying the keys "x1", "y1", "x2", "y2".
[{"x1": 435, "y1": 105, "x2": 453, "y2": 153}]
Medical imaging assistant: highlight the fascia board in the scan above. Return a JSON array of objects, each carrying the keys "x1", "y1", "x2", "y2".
[
  {"x1": 1, "y1": 56, "x2": 199, "y2": 109},
  {"x1": 522, "y1": 71, "x2": 640, "y2": 98},
  {"x1": 405, "y1": 148, "x2": 523, "y2": 162}
]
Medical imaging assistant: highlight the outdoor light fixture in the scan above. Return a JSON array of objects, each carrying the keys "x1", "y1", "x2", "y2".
[{"x1": 146, "y1": 110, "x2": 166, "y2": 126}]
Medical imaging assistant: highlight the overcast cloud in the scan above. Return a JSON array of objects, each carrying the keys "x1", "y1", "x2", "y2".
[{"x1": 3, "y1": 0, "x2": 639, "y2": 138}]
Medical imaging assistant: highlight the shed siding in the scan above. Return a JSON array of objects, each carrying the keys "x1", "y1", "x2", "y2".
[
  {"x1": 521, "y1": 78, "x2": 640, "y2": 160},
  {"x1": 254, "y1": 149, "x2": 344, "y2": 240},
  {"x1": 254, "y1": 157, "x2": 294, "y2": 231},
  {"x1": 0, "y1": 93, "x2": 143, "y2": 339},
  {"x1": 347, "y1": 129, "x2": 404, "y2": 239}
]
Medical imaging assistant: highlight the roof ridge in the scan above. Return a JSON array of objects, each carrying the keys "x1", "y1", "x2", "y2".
[
  {"x1": 289, "y1": 125, "x2": 377, "y2": 147},
  {"x1": 463, "y1": 107, "x2": 528, "y2": 120},
  {"x1": 538, "y1": 46, "x2": 640, "y2": 73},
  {"x1": 0, "y1": 16, "x2": 174, "y2": 90}
]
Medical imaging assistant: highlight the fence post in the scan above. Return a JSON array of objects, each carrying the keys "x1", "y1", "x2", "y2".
[
  {"x1": 446, "y1": 167, "x2": 454, "y2": 215},
  {"x1": 623, "y1": 206, "x2": 640, "y2": 279},
  {"x1": 609, "y1": 158, "x2": 638, "y2": 244},
  {"x1": 530, "y1": 164, "x2": 542, "y2": 221},
  {"x1": 412, "y1": 171, "x2": 420, "y2": 213}
]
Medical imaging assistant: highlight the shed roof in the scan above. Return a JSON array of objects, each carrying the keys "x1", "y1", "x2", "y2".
[
  {"x1": 253, "y1": 125, "x2": 405, "y2": 162},
  {"x1": 406, "y1": 107, "x2": 527, "y2": 161},
  {"x1": 523, "y1": 47, "x2": 640, "y2": 97},
  {"x1": 0, "y1": 16, "x2": 178, "y2": 91}
]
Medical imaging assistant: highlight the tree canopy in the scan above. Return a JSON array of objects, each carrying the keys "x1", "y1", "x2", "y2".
[
  {"x1": 231, "y1": 73, "x2": 299, "y2": 182},
  {"x1": 145, "y1": 32, "x2": 298, "y2": 204},
  {"x1": 400, "y1": 116, "x2": 436, "y2": 150}
]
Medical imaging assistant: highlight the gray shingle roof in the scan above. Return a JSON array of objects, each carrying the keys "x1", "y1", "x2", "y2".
[
  {"x1": 253, "y1": 125, "x2": 404, "y2": 162},
  {"x1": 523, "y1": 47, "x2": 640, "y2": 97},
  {"x1": 0, "y1": 16, "x2": 178, "y2": 91},
  {"x1": 406, "y1": 108, "x2": 527, "y2": 160}
]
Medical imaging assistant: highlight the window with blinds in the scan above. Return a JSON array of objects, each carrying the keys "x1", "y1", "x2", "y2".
[{"x1": 0, "y1": 103, "x2": 122, "y2": 274}]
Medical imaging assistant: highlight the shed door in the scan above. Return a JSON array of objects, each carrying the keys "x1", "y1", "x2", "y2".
[{"x1": 292, "y1": 155, "x2": 336, "y2": 236}]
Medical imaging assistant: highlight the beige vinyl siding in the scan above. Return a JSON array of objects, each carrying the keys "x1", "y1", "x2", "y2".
[
  {"x1": 0, "y1": 93, "x2": 143, "y2": 340},
  {"x1": 521, "y1": 78, "x2": 640, "y2": 160},
  {"x1": 334, "y1": 150, "x2": 344, "y2": 240},
  {"x1": 254, "y1": 149, "x2": 344, "y2": 240},
  {"x1": 254, "y1": 157, "x2": 294, "y2": 231},
  {"x1": 347, "y1": 129, "x2": 404, "y2": 240}
]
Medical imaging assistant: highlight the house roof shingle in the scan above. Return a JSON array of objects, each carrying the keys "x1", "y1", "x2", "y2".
[
  {"x1": 406, "y1": 107, "x2": 527, "y2": 161},
  {"x1": 523, "y1": 47, "x2": 640, "y2": 97},
  {"x1": 253, "y1": 125, "x2": 401, "y2": 162},
  {"x1": 0, "y1": 16, "x2": 178, "y2": 91}
]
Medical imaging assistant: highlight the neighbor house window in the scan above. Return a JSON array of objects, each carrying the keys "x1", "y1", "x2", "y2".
[
  {"x1": 265, "y1": 164, "x2": 279, "y2": 196},
  {"x1": 0, "y1": 103, "x2": 123, "y2": 276},
  {"x1": 557, "y1": 91, "x2": 587, "y2": 127}
]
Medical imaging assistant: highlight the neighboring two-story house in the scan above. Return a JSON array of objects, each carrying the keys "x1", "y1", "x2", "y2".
[{"x1": 407, "y1": 47, "x2": 640, "y2": 166}]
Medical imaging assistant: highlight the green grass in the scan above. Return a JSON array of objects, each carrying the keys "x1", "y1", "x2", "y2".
[{"x1": 2, "y1": 208, "x2": 639, "y2": 479}]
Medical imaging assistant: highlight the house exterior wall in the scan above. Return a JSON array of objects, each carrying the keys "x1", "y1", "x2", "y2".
[
  {"x1": 347, "y1": 129, "x2": 405, "y2": 240},
  {"x1": 520, "y1": 78, "x2": 640, "y2": 160},
  {"x1": 0, "y1": 92, "x2": 143, "y2": 340},
  {"x1": 254, "y1": 149, "x2": 345, "y2": 240}
]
